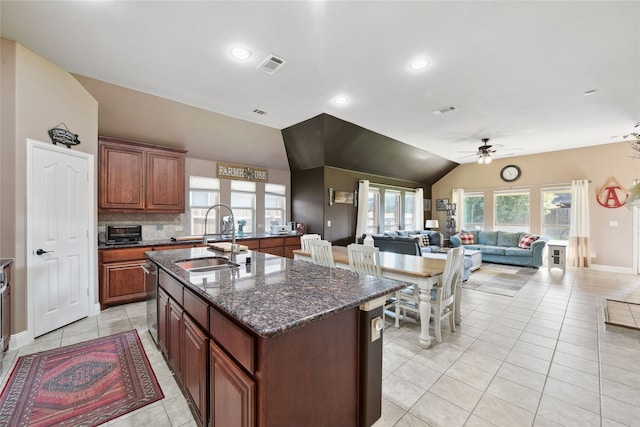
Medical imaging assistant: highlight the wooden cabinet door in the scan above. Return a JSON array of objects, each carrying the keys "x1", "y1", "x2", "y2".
[
  {"x1": 210, "y1": 341, "x2": 255, "y2": 427},
  {"x1": 146, "y1": 149, "x2": 185, "y2": 213},
  {"x1": 98, "y1": 141, "x2": 145, "y2": 211},
  {"x1": 2, "y1": 283, "x2": 10, "y2": 352},
  {"x1": 100, "y1": 261, "x2": 147, "y2": 308},
  {"x1": 168, "y1": 298, "x2": 184, "y2": 382},
  {"x1": 183, "y1": 314, "x2": 209, "y2": 426},
  {"x1": 158, "y1": 287, "x2": 169, "y2": 357}
]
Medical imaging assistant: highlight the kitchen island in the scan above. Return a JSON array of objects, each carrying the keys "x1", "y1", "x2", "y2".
[{"x1": 146, "y1": 247, "x2": 406, "y2": 427}]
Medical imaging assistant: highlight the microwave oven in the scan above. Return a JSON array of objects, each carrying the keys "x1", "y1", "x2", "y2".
[{"x1": 106, "y1": 225, "x2": 142, "y2": 244}]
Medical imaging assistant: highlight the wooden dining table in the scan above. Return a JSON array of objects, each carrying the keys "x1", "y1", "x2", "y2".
[{"x1": 293, "y1": 246, "x2": 458, "y2": 348}]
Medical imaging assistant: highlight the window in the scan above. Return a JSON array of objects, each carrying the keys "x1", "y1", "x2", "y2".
[
  {"x1": 462, "y1": 192, "x2": 484, "y2": 230},
  {"x1": 231, "y1": 181, "x2": 256, "y2": 233},
  {"x1": 189, "y1": 176, "x2": 219, "y2": 235},
  {"x1": 495, "y1": 190, "x2": 530, "y2": 232},
  {"x1": 367, "y1": 185, "x2": 420, "y2": 233},
  {"x1": 542, "y1": 187, "x2": 571, "y2": 240},
  {"x1": 384, "y1": 190, "x2": 401, "y2": 232},
  {"x1": 404, "y1": 192, "x2": 416, "y2": 230},
  {"x1": 265, "y1": 183, "x2": 286, "y2": 226}
]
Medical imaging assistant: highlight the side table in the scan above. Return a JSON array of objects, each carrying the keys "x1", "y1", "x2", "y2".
[{"x1": 547, "y1": 240, "x2": 567, "y2": 273}]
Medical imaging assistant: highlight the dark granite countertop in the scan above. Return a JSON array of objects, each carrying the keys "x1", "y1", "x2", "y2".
[
  {"x1": 146, "y1": 247, "x2": 407, "y2": 338},
  {"x1": 0, "y1": 259, "x2": 14, "y2": 269},
  {"x1": 98, "y1": 233, "x2": 297, "y2": 250}
]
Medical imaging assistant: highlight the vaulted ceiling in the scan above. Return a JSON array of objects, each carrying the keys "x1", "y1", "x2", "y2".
[{"x1": 2, "y1": 1, "x2": 639, "y2": 165}]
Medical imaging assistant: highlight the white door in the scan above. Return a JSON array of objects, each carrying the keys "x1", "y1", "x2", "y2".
[{"x1": 28, "y1": 140, "x2": 92, "y2": 337}]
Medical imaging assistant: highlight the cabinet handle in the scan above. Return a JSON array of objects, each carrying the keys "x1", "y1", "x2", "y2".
[{"x1": 141, "y1": 264, "x2": 156, "y2": 275}]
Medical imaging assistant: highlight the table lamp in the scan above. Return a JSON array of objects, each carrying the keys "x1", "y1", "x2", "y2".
[{"x1": 425, "y1": 220, "x2": 439, "y2": 230}]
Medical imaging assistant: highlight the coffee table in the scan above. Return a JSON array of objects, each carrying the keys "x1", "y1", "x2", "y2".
[{"x1": 424, "y1": 248, "x2": 482, "y2": 271}]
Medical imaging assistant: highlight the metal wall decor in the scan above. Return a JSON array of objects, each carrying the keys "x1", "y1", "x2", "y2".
[{"x1": 48, "y1": 123, "x2": 81, "y2": 148}]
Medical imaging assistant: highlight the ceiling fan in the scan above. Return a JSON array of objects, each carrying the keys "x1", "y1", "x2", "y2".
[{"x1": 458, "y1": 138, "x2": 500, "y2": 164}]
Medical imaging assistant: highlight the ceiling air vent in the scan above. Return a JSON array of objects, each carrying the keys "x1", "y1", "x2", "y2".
[
  {"x1": 432, "y1": 105, "x2": 457, "y2": 115},
  {"x1": 258, "y1": 55, "x2": 286, "y2": 75},
  {"x1": 252, "y1": 108, "x2": 269, "y2": 116}
]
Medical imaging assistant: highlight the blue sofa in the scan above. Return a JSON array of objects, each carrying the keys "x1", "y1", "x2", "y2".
[
  {"x1": 358, "y1": 230, "x2": 443, "y2": 256},
  {"x1": 450, "y1": 230, "x2": 547, "y2": 267},
  {"x1": 358, "y1": 230, "x2": 473, "y2": 281}
]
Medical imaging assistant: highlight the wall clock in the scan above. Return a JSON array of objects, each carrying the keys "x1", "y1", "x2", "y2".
[{"x1": 500, "y1": 165, "x2": 521, "y2": 182}]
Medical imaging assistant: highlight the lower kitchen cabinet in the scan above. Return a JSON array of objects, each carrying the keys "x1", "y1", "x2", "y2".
[
  {"x1": 210, "y1": 340, "x2": 255, "y2": 427},
  {"x1": 101, "y1": 260, "x2": 147, "y2": 308},
  {"x1": 184, "y1": 314, "x2": 209, "y2": 426},
  {"x1": 157, "y1": 287, "x2": 169, "y2": 356},
  {"x1": 168, "y1": 298, "x2": 183, "y2": 380}
]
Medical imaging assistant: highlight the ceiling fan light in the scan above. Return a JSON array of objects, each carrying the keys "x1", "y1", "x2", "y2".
[
  {"x1": 477, "y1": 156, "x2": 483, "y2": 164},
  {"x1": 485, "y1": 155, "x2": 492, "y2": 164}
]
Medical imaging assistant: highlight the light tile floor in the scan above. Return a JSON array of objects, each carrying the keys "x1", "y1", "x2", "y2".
[
  {"x1": 1, "y1": 265, "x2": 639, "y2": 426},
  {"x1": 380, "y1": 266, "x2": 640, "y2": 427}
]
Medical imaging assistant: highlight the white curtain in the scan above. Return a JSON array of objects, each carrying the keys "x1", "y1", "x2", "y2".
[
  {"x1": 355, "y1": 180, "x2": 370, "y2": 242},
  {"x1": 451, "y1": 188, "x2": 464, "y2": 231},
  {"x1": 414, "y1": 188, "x2": 424, "y2": 231},
  {"x1": 569, "y1": 179, "x2": 591, "y2": 268}
]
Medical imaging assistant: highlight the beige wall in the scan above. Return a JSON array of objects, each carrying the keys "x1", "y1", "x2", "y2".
[
  {"x1": 432, "y1": 141, "x2": 639, "y2": 269},
  {"x1": 72, "y1": 74, "x2": 289, "y2": 171},
  {"x1": 1, "y1": 39, "x2": 99, "y2": 334}
]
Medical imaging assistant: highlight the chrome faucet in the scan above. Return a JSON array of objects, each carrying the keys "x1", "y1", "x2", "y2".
[{"x1": 202, "y1": 203, "x2": 236, "y2": 260}]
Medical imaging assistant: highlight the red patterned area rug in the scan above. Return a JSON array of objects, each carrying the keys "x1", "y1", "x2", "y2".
[{"x1": 0, "y1": 330, "x2": 163, "y2": 426}]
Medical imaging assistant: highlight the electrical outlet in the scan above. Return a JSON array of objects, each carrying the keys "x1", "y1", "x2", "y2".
[
  {"x1": 371, "y1": 316, "x2": 382, "y2": 342},
  {"x1": 327, "y1": 220, "x2": 332, "y2": 227}
]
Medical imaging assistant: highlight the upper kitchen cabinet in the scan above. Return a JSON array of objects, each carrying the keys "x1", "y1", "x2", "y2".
[{"x1": 99, "y1": 137, "x2": 187, "y2": 213}]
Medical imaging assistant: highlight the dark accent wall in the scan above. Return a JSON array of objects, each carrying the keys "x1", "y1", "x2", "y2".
[{"x1": 283, "y1": 113, "x2": 458, "y2": 243}]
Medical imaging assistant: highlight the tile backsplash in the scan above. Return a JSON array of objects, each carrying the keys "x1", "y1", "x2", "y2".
[{"x1": 98, "y1": 213, "x2": 190, "y2": 242}]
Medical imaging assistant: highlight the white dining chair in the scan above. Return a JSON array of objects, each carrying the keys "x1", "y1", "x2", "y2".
[
  {"x1": 431, "y1": 246, "x2": 465, "y2": 342},
  {"x1": 347, "y1": 244, "x2": 382, "y2": 276},
  {"x1": 300, "y1": 234, "x2": 321, "y2": 252},
  {"x1": 308, "y1": 239, "x2": 335, "y2": 268}
]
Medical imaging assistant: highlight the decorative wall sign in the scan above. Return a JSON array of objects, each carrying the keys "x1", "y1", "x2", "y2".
[
  {"x1": 217, "y1": 163, "x2": 268, "y2": 182},
  {"x1": 596, "y1": 176, "x2": 629, "y2": 208},
  {"x1": 48, "y1": 123, "x2": 80, "y2": 148}
]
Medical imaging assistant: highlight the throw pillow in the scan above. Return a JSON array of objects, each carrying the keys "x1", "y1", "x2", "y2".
[
  {"x1": 410, "y1": 234, "x2": 430, "y2": 247},
  {"x1": 518, "y1": 234, "x2": 538, "y2": 249},
  {"x1": 460, "y1": 232, "x2": 474, "y2": 244}
]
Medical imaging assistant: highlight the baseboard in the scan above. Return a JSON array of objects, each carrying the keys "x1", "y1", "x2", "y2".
[
  {"x1": 9, "y1": 330, "x2": 30, "y2": 350},
  {"x1": 587, "y1": 264, "x2": 633, "y2": 274}
]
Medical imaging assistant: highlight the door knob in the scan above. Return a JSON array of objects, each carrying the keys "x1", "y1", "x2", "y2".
[{"x1": 36, "y1": 249, "x2": 53, "y2": 255}]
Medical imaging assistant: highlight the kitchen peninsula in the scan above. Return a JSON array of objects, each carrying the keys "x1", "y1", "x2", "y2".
[{"x1": 146, "y1": 247, "x2": 406, "y2": 427}]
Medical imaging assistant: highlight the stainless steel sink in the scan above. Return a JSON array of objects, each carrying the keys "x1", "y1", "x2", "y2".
[{"x1": 175, "y1": 257, "x2": 239, "y2": 272}]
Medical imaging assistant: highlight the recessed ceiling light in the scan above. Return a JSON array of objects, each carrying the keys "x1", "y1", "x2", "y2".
[
  {"x1": 230, "y1": 47, "x2": 252, "y2": 61},
  {"x1": 584, "y1": 89, "x2": 597, "y2": 96},
  {"x1": 409, "y1": 58, "x2": 430, "y2": 71},
  {"x1": 332, "y1": 95, "x2": 350, "y2": 105}
]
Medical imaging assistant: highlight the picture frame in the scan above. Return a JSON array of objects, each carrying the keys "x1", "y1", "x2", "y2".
[
  {"x1": 423, "y1": 199, "x2": 432, "y2": 211},
  {"x1": 436, "y1": 198, "x2": 449, "y2": 211},
  {"x1": 334, "y1": 191, "x2": 354, "y2": 204}
]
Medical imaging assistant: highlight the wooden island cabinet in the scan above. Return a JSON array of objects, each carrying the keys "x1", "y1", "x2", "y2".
[{"x1": 147, "y1": 247, "x2": 405, "y2": 427}]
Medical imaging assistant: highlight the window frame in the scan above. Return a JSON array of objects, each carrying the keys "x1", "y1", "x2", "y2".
[
  {"x1": 189, "y1": 176, "x2": 220, "y2": 236},
  {"x1": 494, "y1": 189, "x2": 531, "y2": 232},
  {"x1": 462, "y1": 192, "x2": 485, "y2": 231},
  {"x1": 541, "y1": 186, "x2": 571, "y2": 241}
]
